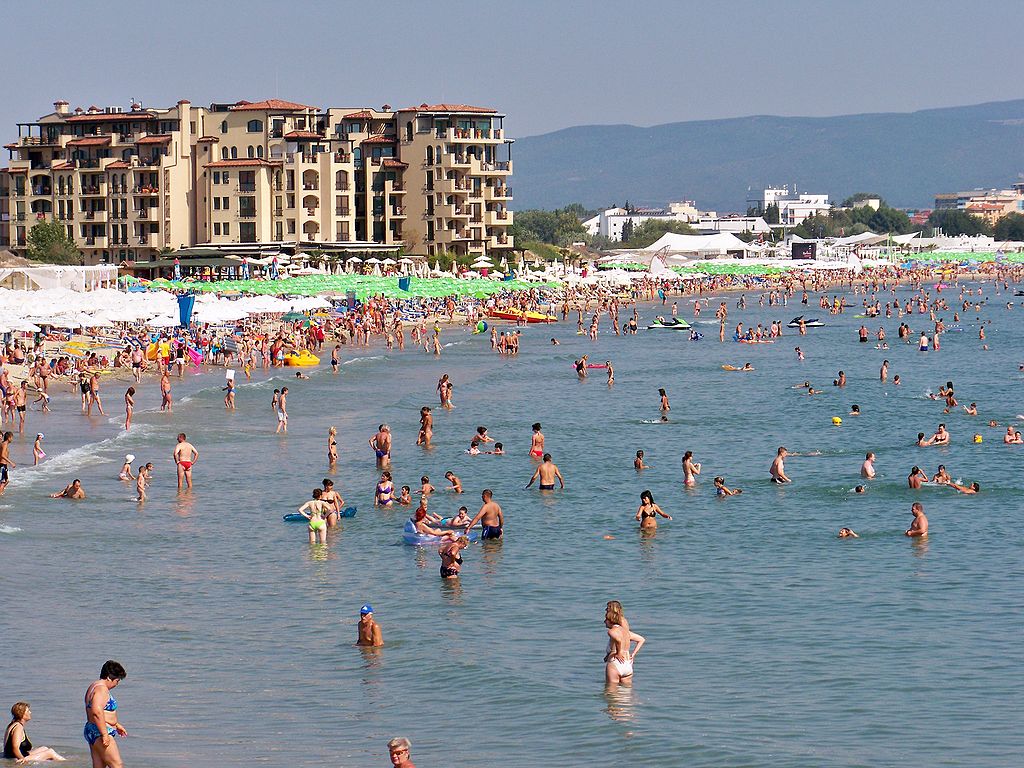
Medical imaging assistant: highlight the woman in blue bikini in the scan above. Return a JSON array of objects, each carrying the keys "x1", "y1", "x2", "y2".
[{"x1": 84, "y1": 660, "x2": 127, "y2": 768}]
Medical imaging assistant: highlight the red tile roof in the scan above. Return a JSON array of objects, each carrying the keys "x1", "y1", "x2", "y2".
[
  {"x1": 343, "y1": 110, "x2": 374, "y2": 120},
  {"x1": 68, "y1": 136, "x2": 112, "y2": 146},
  {"x1": 229, "y1": 99, "x2": 317, "y2": 112},
  {"x1": 4, "y1": 167, "x2": 27, "y2": 173},
  {"x1": 66, "y1": 111, "x2": 156, "y2": 123},
  {"x1": 106, "y1": 161, "x2": 131, "y2": 169},
  {"x1": 196, "y1": 136, "x2": 220, "y2": 143},
  {"x1": 381, "y1": 159, "x2": 408, "y2": 168},
  {"x1": 361, "y1": 134, "x2": 397, "y2": 144},
  {"x1": 136, "y1": 134, "x2": 172, "y2": 145},
  {"x1": 203, "y1": 158, "x2": 282, "y2": 168},
  {"x1": 3, "y1": 143, "x2": 15, "y2": 150},
  {"x1": 399, "y1": 103, "x2": 496, "y2": 113},
  {"x1": 51, "y1": 162, "x2": 74, "y2": 170},
  {"x1": 283, "y1": 130, "x2": 323, "y2": 140}
]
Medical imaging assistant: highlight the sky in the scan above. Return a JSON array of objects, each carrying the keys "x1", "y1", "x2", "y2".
[{"x1": 3, "y1": 0, "x2": 1023, "y2": 140}]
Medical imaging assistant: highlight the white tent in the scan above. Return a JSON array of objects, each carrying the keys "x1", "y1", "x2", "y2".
[{"x1": 642, "y1": 232, "x2": 756, "y2": 258}]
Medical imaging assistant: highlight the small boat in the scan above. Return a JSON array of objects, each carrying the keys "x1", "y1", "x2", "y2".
[
  {"x1": 283, "y1": 350, "x2": 320, "y2": 366},
  {"x1": 787, "y1": 316, "x2": 825, "y2": 328},
  {"x1": 487, "y1": 309, "x2": 556, "y2": 323},
  {"x1": 646, "y1": 317, "x2": 692, "y2": 331}
]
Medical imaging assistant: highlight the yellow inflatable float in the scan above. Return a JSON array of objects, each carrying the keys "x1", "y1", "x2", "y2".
[{"x1": 284, "y1": 350, "x2": 320, "y2": 367}]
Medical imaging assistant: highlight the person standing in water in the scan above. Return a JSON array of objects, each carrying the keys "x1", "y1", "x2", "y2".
[
  {"x1": 604, "y1": 602, "x2": 645, "y2": 685},
  {"x1": 525, "y1": 454, "x2": 565, "y2": 490},
  {"x1": 658, "y1": 388, "x2": 670, "y2": 418},
  {"x1": 529, "y1": 423, "x2": 545, "y2": 458},
  {"x1": 123, "y1": 387, "x2": 135, "y2": 430},
  {"x1": 770, "y1": 446, "x2": 791, "y2": 483},
  {"x1": 83, "y1": 660, "x2": 128, "y2": 768},
  {"x1": 635, "y1": 490, "x2": 672, "y2": 529},
  {"x1": 173, "y1": 432, "x2": 199, "y2": 490},
  {"x1": 905, "y1": 502, "x2": 928, "y2": 536},
  {"x1": 682, "y1": 450, "x2": 701, "y2": 487},
  {"x1": 356, "y1": 604, "x2": 383, "y2": 647},
  {"x1": 327, "y1": 426, "x2": 338, "y2": 468},
  {"x1": 369, "y1": 424, "x2": 392, "y2": 467},
  {"x1": 465, "y1": 489, "x2": 503, "y2": 539}
]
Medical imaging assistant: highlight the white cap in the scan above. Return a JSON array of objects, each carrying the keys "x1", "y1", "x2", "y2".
[{"x1": 125, "y1": 454, "x2": 136, "y2": 463}]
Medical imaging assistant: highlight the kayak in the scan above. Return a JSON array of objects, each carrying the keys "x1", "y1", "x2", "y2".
[
  {"x1": 646, "y1": 318, "x2": 692, "y2": 330},
  {"x1": 487, "y1": 309, "x2": 556, "y2": 323},
  {"x1": 283, "y1": 506, "x2": 357, "y2": 522},
  {"x1": 787, "y1": 316, "x2": 825, "y2": 328},
  {"x1": 284, "y1": 350, "x2": 320, "y2": 367},
  {"x1": 402, "y1": 519, "x2": 480, "y2": 546}
]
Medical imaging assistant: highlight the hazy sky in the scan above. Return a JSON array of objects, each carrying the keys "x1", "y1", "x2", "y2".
[{"x1": 3, "y1": 0, "x2": 1022, "y2": 140}]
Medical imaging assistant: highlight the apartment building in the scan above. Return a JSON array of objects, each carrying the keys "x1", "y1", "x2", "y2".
[
  {"x1": 933, "y1": 184, "x2": 1024, "y2": 225},
  {"x1": 2, "y1": 98, "x2": 514, "y2": 264}
]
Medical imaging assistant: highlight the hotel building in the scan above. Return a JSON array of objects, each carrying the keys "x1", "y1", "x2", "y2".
[{"x1": 1, "y1": 98, "x2": 514, "y2": 266}]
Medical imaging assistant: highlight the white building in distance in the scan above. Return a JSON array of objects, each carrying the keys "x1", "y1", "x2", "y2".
[{"x1": 752, "y1": 186, "x2": 832, "y2": 225}]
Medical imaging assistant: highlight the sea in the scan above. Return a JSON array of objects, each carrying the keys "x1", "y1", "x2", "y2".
[{"x1": 2, "y1": 282, "x2": 1022, "y2": 767}]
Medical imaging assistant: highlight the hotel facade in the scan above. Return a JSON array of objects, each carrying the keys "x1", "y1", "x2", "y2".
[{"x1": 1, "y1": 98, "x2": 514, "y2": 265}]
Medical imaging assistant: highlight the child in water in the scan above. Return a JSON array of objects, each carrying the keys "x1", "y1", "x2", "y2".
[
  {"x1": 32, "y1": 433, "x2": 45, "y2": 465},
  {"x1": 397, "y1": 486, "x2": 412, "y2": 506},
  {"x1": 119, "y1": 454, "x2": 135, "y2": 480},
  {"x1": 714, "y1": 476, "x2": 742, "y2": 496}
]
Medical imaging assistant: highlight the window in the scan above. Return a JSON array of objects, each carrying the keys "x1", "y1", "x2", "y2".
[
  {"x1": 239, "y1": 222, "x2": 256, "y2": 243},
  {"x1": 257, "y1": 146, "x2": 264, "y2": 158},
  {"x1": 214, "y1": 222, "x2": 221, "y2": 235},
  {"x1": 230, "y1": 146, "x2": 238, "y2": 159},
  {"x1": 213, "y1": 172, "x2": 221, "y2": 184},
  {"x1": 223, "y1": 171, "x2": 230, "y2": 183},
  {"x1": 222, "y1": 197, "x2": 230, "y2": 210},
  {"x1": 426, "y1": 146, "x2": 433, "y2": 164},
  {"x1": 220, "y1": 120, "x2": 228, "y2": 134},
  {"x1": 246, "y1": 119, "x2": 263, "y2": 133},
  {"x1": 247, "y1": 146, "x2": 254, "y2": 159},
  {"x1": 221, "y1": 147, "x2": 229, "y2": 160},
  {"x1": 214, "y1": 198, "x2": 221, "y2": 210},
  {"x1": 223, "y1": 222, "x2": 230, "y2": 236}
]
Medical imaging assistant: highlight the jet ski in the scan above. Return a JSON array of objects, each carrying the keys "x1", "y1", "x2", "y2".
[
  {"x1": 647, "y1": 317, "x2": 692, "y2": 330},
  {"x1": 787, "y1": 316, "x2": 825, "y2": 328}
]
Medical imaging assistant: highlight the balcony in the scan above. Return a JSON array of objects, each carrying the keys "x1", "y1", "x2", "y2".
[
  {"x1": 76, "y1": 159, "x2": 100, "y2": 169},
  {"x1": 390, "y1": 207, "x2": 406, "y2": 218},
  {"x1": 238, "y1": 210, "x2": 257, "y2": 219},
  {"x1": 274, "y1": 207, "x2": 284, "y2": 217},
  {"x1": 137, "y1": 208, "x2": 150, "y2": 219},
  {"x1": 437, "y1": 127, "x2": 503, "y2": 142},
  {"x1": 335, "y1": 182, "x2": 349, "y2": 191},
  {"x1": 31, "y1": 187, "x2": 53, "y2": 197},
  {"x1": 449, "y1": 154, "x2": 471, "y2": 167},
  {"x1": 84, "y1": 210, "x2": 107, "y2": 221},
  {"x1": 80, "y1": 184, "x2": 106, "y2": 196},
  {"x1": 110, "y1": 186, "x2": 128, "y2": 195},
  {"x1": 302, "y1": 183, "x2": 319, "y2": 191},
  {"x1": 333, "y1": 152, "x2": 351, "y2": 163},
  {"x1": 454, "y1": 228, "x2": 472, "y2": 240},
  {"x1": 13, "y1": 188, "x2": 26, "y2": 197},
  {"x1": 14, "y1": 213, "x2": 26, "y2": 222},
  {"x1": 237, "y1": 183, "x2": 256, "y2": 193},
  {"x1": 134, "y1": 186, "x2": 159, "y2": 195},
  {"x1": 334, "y1": 208, "x2": 350, "y2": 217},
  {"x1": 491, "y1": 186, "x2": 512, "y2": 199},
  {"x1": 138, "y1": 236, "x2": 149, "y2": 245}
]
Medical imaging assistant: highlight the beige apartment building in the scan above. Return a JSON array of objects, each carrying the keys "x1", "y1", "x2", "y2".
[{"x1": 2, "y1": 98, "x2": 514, "y2": 265}]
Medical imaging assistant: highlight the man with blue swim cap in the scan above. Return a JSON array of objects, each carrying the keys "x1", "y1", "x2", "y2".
[{"x1": 357, "y1": 604, "x2": 383, "y2": 647}]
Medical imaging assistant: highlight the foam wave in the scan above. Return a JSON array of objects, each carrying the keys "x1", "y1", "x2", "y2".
[
  {"x1": 342, "y1": 355, "x2": 385, "y2": 366},
  {"x1": 15, "y1": 424, "x2": 160, "y2": 489},
  {"x1": 0, "y1": 524, "x2": 21, "y2": 534}
]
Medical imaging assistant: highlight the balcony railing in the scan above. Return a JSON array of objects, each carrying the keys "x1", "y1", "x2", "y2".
[
  {"x1": 274, "y1": 207, "x2": 284, "y2": 216},
  {"x1": 77, "y1": 159, "x2": 100, "y2": 169},
  {"x1": 302, "y1": 183, "x2": 319, "y2": 190},
  {"x1": 238, "y1": 210, "x2": 257, "y2": 219},
  {"x1": 85, "y1": 237, "x2": 96, "y2": 245},
  {"x1": 138, "y1": 236, "x2": 149, "y2": 245},
  {"x1": 334, "y1": 152, "x2": 351, "y2": 163},
  {"x1": 335, "y1": 182, "x2": 349, "y2": 191},
  {"x1": 14, "y1": 213, "x2": 26, "y2": 221},
  {"x1": 237, "y1": 183, "x2": 256, "y2": 192},
  {"x1": 31, "y1": 187, "x2": 53, "y2": 196},
  {"x1": 137, "y1": 209, "x2": 150, "y2": 219},
  {"x1": 134, "y1": 186, "x2": 159, "y2": 194},
  {"x1": 335, "y1": 208, "x2": 350, "y2": 216},
  {"x1": 391, "y1": 207, "x2": 406, "y2": 217}
]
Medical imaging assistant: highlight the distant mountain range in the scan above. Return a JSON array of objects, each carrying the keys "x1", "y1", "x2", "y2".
[{"x1": 511, "y1": 100, "x2": 1024, "y2": 213}]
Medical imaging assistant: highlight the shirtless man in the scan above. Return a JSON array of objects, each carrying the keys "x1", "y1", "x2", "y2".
[
  {"x1": 131, "y1": 345, "x2": 145, "y2": 382},
  {"x1": 275, "y1": 387, "x2": 288, "y2": 433},
  {"x1": 465, "y1": 489, "x2": 504, "y2": 540},
  {"x1": 1003, "y1": 426, "x2": 1017, "y2": 444},
  {"x1": 529, "y1": 422, "x2": 545, "y2": 459},
  {"x1": 50, "y1": 479, "x2": 86, "y2": 499},
  {"x1": 861, "y1": 452, "x2": 876, "y2": 479},
  {"x1": 160, "y1": 371, "x2": 172, "y2": 412},
  {"x1": 907, "y1": 466, "x2": 929, "y2": 489},
  {"x1": 444, "y1": 471, "x2": 462, "y2": 493},
  {"x1": 0, "y1": 431, "x2": 14, "y2": 494},
  {"x1": 905, "y1": 502, "x2": 928, "y2": 536},
  {"x1": 357, "y1": 604, "x2": 383, "y2": 647},
  {"x1": 932, "y1": 423, "x2": 950, "y2": 445},
  {"x1": 525, "y1": 453, "x2": 565, "y2": 490},
  {"x1": 369, "y1": 424, "x2": 392, "y2": 467},
  {"x1": 173, "y1": 432, "x2": 199, "y2": 490},
  {"x1": 770, "y1": 446, "x2": 791, "y2": 483},
  {"x1": 14, "y1": 381, "x2": 28, "y2": 434}
]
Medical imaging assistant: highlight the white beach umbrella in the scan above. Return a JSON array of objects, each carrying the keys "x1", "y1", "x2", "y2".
[
  {"x1": 364, "y1": 257, "x2": 382, "y2": 265},
  {"x1": 381, "y1": 258, "x2": 397, "y2": 266},
  {"x1": 147, "y1": 315, "x2": 178, "y2": 328},
  {"x1": 347, "y1": 256, "x2": 363, "y2": 263}
]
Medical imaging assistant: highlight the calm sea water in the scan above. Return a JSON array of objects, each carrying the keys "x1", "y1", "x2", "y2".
[{"x1": 2, "y1": 283, "x2": 1023, "y2": 767}]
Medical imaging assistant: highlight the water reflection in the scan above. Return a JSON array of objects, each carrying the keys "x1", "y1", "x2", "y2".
[
  {"x1": 911, "y1": 535, "x2": 930, "y2": 559},
  {"x1": 604, "y1": 683, "x2": 639, "y2": 729}
]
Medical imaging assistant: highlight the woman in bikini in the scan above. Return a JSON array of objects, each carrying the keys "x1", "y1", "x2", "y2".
[
  {"x1": 635, "y1": 490, "x2": 672, "y2": 530},
  {"x1": 604, "y1": 602, "x2": 645, "y2": 685},
  {"x1": 83, "y1": 661, "x2": 128, "y2": 768},
  {"x1": 682, "y1": 450, "x2": 701, "y2": 487},
  {"x1": 327, "y1": 426, "x2": 338, "y2": 468},
  {"x1": 374, "y1": 471, "x2": 395, "y2": 507}
]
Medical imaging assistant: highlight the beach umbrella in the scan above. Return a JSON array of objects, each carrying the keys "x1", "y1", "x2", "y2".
[
  {"x1": 365, "y1": 257, "x2": 381, "y2": 264},
  {"x1": 347, "y1": 256, "x2": 363, "y2": 263},
  {"x1": 381, "y1": 258, "x2": 397, "y2": 266}
]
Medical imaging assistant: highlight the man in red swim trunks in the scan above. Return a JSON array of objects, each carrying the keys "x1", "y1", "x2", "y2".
[{"x1": 173, "y1": 432, "x2": 199, "y2": 490}]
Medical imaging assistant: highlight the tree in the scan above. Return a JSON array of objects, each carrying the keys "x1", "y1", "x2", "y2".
[
  {"x1": 26, "y1": 218, "x2": 82, "y2": 265},
  {"x1": 868, "y1": 207, "x2": 911, "y2": 234},
  {"x1": 619, "y1": 218, "x2": 634, "y2": 243},
  {"x1": 994, "y1": 212, "x2": 1024, "y2": 241},
  {"x1": 927, "y1": 209, "x2": 991, "y2": 237},
  {"x1": 763, "y1": 203, "x2": 780, "y2": 224}
]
